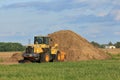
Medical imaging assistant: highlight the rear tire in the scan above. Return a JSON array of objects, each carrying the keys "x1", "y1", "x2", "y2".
[{"x1": 56, "y1": 52, "x2": 61, "y2": 62}]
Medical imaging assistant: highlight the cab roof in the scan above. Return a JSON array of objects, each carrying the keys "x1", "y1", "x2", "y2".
[{"x1": 34, "y1": 36, "x2": 49, "y2": 38}]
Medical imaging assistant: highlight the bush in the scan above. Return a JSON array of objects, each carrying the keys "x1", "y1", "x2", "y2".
[{"x1": 0, "y1": 42, "x2": 25, "y2": 52}]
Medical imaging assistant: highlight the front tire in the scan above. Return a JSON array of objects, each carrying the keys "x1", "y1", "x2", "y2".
[{"x1": 41, "y1": 53, "x2": 50, "y2": 62}]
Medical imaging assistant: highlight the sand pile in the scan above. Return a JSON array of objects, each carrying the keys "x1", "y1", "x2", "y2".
[
  {"x1": 9, "y1": 53, "x2": 23, "y2": 62},
  {"x1": 4, "y1": 53, "x2": 23, "y2": 63},
  {"x1": 48, "y1": 30, "x2": 110, "y2": 61},
  {"x1": 0, "y1": 52, "x2": 22, "y2": 65}
]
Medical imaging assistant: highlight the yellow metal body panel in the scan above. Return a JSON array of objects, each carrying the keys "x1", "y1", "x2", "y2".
[
  {"x1": 51, "y1": 44, "x2": 58, "y2": 54},
  {"x1": 27, "y1": 43, "x2": 59, "y2": 55},
  {"x1": 34, "y1": 44, "x2": 49, "y2": 54}
]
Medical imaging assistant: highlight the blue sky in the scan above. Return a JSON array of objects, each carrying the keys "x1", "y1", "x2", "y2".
[{"x1": 0, "y1": 0, "x2": 120, "y2": 44}]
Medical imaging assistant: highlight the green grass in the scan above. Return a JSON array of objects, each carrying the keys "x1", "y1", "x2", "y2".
[
  {"x1": 0, "y1": 60, "x2": 120, "y2": 80},
  {"x1": 108, "y1": 52, "x2": 120, "y2": 60}
]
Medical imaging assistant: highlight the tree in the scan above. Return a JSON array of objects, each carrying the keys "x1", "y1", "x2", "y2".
[
  {"x1": 0, "y1": 42, "x2": 25, "y2": 52},
  {"x1": 100, "y1": 44, "x2": 106, "y2": 48},
  {"x1": 91, "y1": 41, "x2": 100, "y2": 48},
  {"x1": 114, "y1": 42, "x2": 120, "y2": 48},
  {"x1": 108, "y1": 41, "x2": 113, "y2": 46}
]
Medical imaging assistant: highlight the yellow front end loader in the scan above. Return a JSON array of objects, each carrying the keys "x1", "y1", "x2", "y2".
[{"x1": 22, "y1": 36, "x2": 65, "y2": 62}]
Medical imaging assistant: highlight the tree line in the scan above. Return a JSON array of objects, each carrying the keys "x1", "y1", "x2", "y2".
[
  {"x1": 0, "y1": 41, "x2": 119, "y2": 52},
  {"x1": 0, "y1": 42, "x2": 25, "y2": 52},
  {"x1": 91, "y1": 41, "x2": 120, "y2": 48}
]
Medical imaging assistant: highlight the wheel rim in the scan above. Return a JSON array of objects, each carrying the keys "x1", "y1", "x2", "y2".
[
  {"x1": 57, "y1": 54, "x2": 61, "y2": 61},
  {"x1": 45, "y1": 54, "x2": 49, "y2": 62}
]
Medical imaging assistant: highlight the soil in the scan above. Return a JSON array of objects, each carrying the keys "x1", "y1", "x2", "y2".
[
  {"x1": 48, "y1": 30, "x2": 110, "y2": 61},
  {"x1": 0, "y1": 52, "x2": 22, "y2": 65},
  {"x1": 102, "y1": 48, "x2": 120, "y2": 55}
]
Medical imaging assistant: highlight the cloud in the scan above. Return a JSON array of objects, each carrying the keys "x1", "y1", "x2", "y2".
[
  {"x1": 74, "y1": 0, "x2": 87, "y2": 3},
  {"x1": 114, "y1": 32, "x2": 120, "y2": 36},
  {"x1": 0, "y1": 0, "x2": 111, "y2": 13},
  {"x1": 112, "y1": 10, "x2": 120, "y2": 21},
  {"x1": 0, "y1": 0, "x2": 73, "y2": 12},
  {"x1": 0, "y1": 32, "x2": 16, "y2": 37},
  {"x1": 0, "y1": 0, "x2": 120, "y2": 44},
  {"x1": 0, "y1": 7, "x2": 67, "y2": 37},
  {"x1": 112, "y1": 0, "x2": 120, "y2": 5},
  {"x1": 0, "y1": 0, "x2": 113, "y2": 22},
  {"x1": 0, "y1": 32, "x2": 27, "y2": 37}
]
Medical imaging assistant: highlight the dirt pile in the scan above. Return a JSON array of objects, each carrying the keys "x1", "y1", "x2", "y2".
[
  {"x1": 49, "y1": 30, "x2": 110, "y2": 61},
  {"x1": 3, "y1": 52, "x2": 23, "y2": 63},
  {"x1": 0, "y1": 52, "x2": 22, "y2": 65},
  {"x1": 8, "y1": 53, "x2": 23, "y2": 62}
]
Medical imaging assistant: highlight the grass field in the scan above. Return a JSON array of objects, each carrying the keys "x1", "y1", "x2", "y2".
[
  {"x1": 0, "y1": 50, "x2": 120, "y2": 80},
  {"x1": 0, "y1": 59, "x2": 120, "y2": 80}
]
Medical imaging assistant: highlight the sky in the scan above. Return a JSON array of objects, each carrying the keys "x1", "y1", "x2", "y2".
[{"x1": 0, "y1": 0, "x2": 120, "y2": 45}]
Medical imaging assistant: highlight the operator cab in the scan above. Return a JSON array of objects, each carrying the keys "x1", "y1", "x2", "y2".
[{"x1": 34, "y1": 36, "x2": 50, "y2": 45}]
